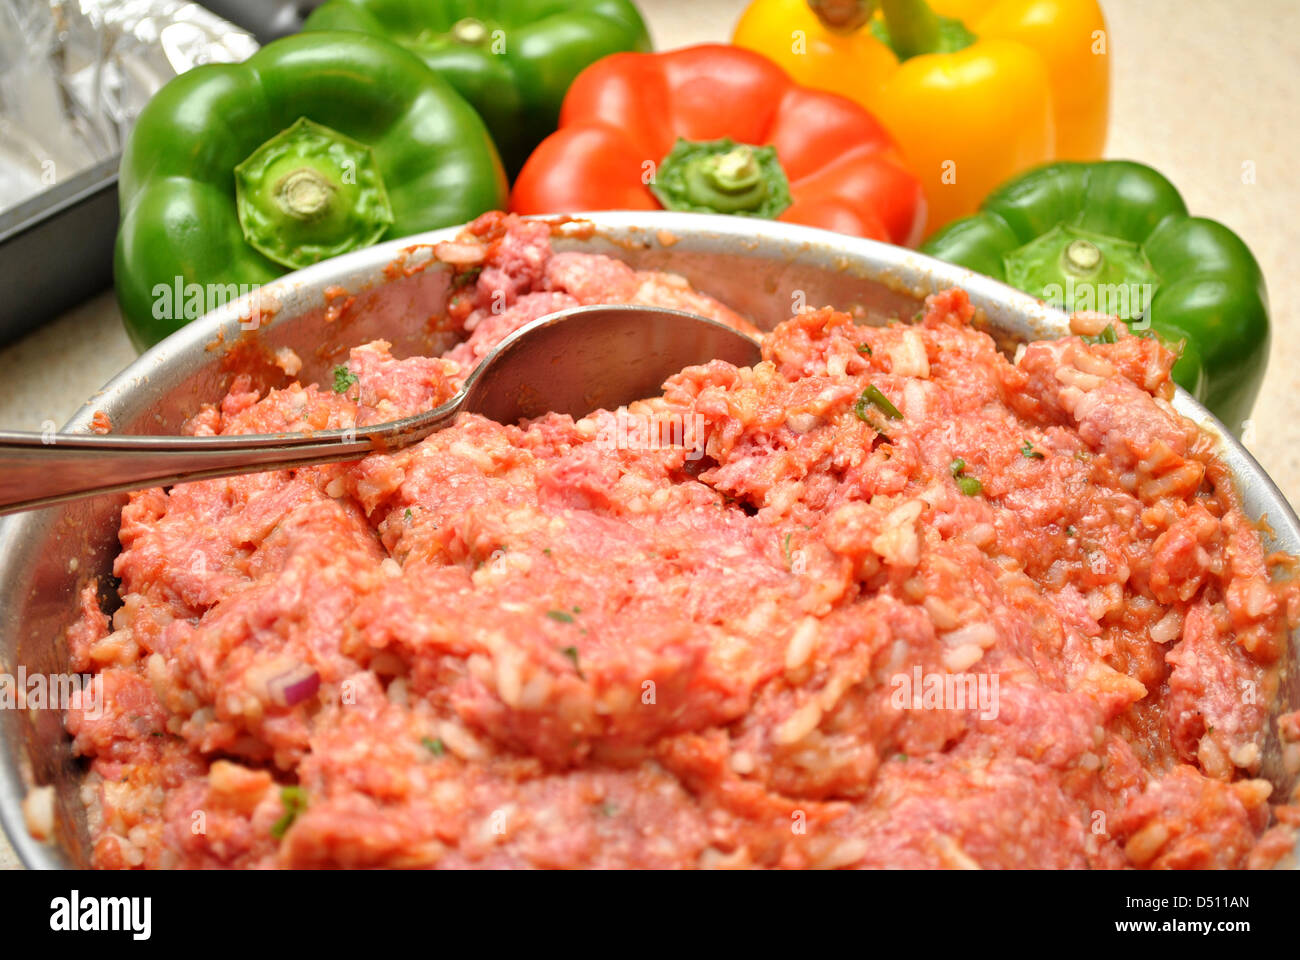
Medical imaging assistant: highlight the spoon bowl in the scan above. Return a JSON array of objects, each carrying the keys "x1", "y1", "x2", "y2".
[
  {"x1": 0, "y1": 304, "x2": 762, "y2": 515},
  {"x1": 463, "y1": 304, "x2": 763, "y2": 423}
]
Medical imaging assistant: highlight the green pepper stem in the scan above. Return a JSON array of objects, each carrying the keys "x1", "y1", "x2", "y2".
[
  {"x1": 1064, "y1": 238, "x2": 1102, "y2": 276},
  {"x1": 451, "y1": 17, "x2": 489, "y2": 46},
  {"x1": 233, "y1": 117, "x2": 394, "y2": 271},
  {"x1": 879, "y1": 0, "x2": 943, "y2": 58},
  {"x1": 806, "y1": 0, "x2": 877, "y2": 34},
  {"x1": 276, "y1": 169, "x2": 333, "y2": 221}
]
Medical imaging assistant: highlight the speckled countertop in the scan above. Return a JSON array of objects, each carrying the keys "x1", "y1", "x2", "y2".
[{"x1": 2, "y1": 0, "x2": 1297, "y2": 869}]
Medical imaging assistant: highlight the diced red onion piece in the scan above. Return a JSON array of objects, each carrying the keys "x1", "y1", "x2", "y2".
[{"x1": 268, "y1": 664, "x2": 320, "y2": 707}]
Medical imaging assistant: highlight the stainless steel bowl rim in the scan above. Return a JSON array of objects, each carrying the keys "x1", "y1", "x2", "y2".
[{"x1": 2, "y1": 210, "x2": 1294, "y2": 869}]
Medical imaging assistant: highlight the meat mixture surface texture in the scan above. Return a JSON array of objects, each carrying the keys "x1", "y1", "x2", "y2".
[{"x1": 67, "y1": 213, "x2": 1300, "y2": 869}]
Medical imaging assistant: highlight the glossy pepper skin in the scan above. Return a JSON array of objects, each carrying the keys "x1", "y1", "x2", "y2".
[
  {"x1": 302, "y1": 0, "x2": 651, "y2": 176},
  {"x1": 115, "y1": 32, "x2": 506, "y2": 350},
  {"x1": 733, "y1": 0, "x2": 1110, "y2": 234},
  {"x1": 509, "y1": 44, "x2": 926, "y2": 246},
  {"x1": 922, "y1": 160, "x2": 1270, "y2": 433}
]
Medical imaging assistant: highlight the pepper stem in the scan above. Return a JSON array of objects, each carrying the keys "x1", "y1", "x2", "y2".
[
  {"x1": 806, "y1": 0, "x2": 877, "y2": 35},
  {"x1": 709, "y1": 147, "x2": 762, "y2": 194},
  {"x1": 233, "y1": 117, "x2": 394, "y2": 271},
  {"x1": 685, "y1": 146, "x2": 768, "y2": 211},
  {"x1": 879, "y1": 0, "x2": 941, "y2": 58},
  {"x1": 650, "y1": 138, "x2": 793, "y2": 219},
  {"x1": 1064, "y1": 238, "x2": 1102, "y2": 276},
  {"x1": 277, "y1": 169, "x2": 333, "y2": 221},
  {"x1": 870, "y1": 0, "x2": 976, "y2": 59},
  {"x1": 1002, "y1": 225, "x2": 1159, "y2": 323},
  {"x1": 451, "y1": 17, "x2": 489, "y2": 46}
]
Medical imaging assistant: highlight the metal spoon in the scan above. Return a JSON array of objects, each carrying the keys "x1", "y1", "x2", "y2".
[{"x1": 0, "y1": 305, "x2": 763, "y2": 515}]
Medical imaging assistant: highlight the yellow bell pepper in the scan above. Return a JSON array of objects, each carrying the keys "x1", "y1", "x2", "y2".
[{"x1": 733, "y1": 0, "x2": 1110, "y2": 235}]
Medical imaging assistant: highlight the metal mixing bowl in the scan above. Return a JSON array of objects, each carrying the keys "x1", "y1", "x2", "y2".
[{"x1": 2, "y1": 211, "x2": 1296, "y2": 868}]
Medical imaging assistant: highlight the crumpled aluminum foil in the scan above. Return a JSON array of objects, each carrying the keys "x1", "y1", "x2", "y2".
[{"x1": 0, "y1": 0, "x2": 257, "y2": 214}]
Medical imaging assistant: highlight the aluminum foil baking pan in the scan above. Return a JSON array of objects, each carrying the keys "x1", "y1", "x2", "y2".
[{"x1": 0, "y1": 0, "x2": 256, "y2": 342}]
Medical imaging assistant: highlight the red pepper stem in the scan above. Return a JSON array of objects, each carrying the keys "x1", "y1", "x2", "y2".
[
  {"x1": 879, "y1": 0, "x2": 943, "y2": 58},
  {"x1": 709, "y1": 147, "x2": 762, "y2": 193},
  {"x1": 681, "y1": 145, "x2": 768, "y2": 211},
  {"x1": 651, "y1": 138, "x2": 793, "y2": 218}
]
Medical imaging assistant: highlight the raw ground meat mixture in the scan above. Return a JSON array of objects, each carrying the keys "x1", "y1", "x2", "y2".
[{"x1": 65, "y1": 212, "x2": 1300, "y2": 869}]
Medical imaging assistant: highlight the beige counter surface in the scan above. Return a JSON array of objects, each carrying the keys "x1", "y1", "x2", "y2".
[{"x1": 2, "y1": 0, "x2": 1297, "y2": 869}]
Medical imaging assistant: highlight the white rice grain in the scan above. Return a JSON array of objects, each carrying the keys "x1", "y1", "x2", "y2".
[
  {"x1": 1149, "y1": 609, "x2": 1183, "y2": 644},
  {"x1": 22, "y1": 785, "x2": 55, "y2": 842},
  {"x1": 889, "y1": 328, "x2": 929, "y2": 379},
  {"x1": 784, "y1": 618, "x2": 818, "y2": 671},
  {"x1": 774, "y1": 700, "x2": 823, "y2": 745}
]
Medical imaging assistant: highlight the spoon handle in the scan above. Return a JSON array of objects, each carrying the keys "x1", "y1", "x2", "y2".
[{"x1": 0, "y1": 405, "x2": 455, "y2": 515}]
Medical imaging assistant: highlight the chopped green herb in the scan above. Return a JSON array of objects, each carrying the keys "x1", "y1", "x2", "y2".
[
  {"x1": 561, "y1": 645, "x2": 584, "y2": 679},
  {"x1": 950, "y1": 456, "x2": 983, "y2": 494},
  {"x1": 856, "y1": 384, "x2": 902, "y2": 421},
  {"x1": 857, "y1": 342, "x2": 873, "y2": 356},
  {"x1": 1066, "y1": 526, "x2": 1077, "y2": 537},
  {"x1": 542, "y1": 547, "x2": 552, "y2": 556},
  {"x1": 332, "y1": 365, "x2": 359, "y2": 393},
  {"x1": 451, "y1": 265, "x2": 483, "y2": 290},
  {"x1": 601, "y1": 801, "x2": 619, "y2": 817},
  {"x1": 782, "y1": 532, "x2": 793, "y2": 566},
  {"x1": 1084, "y1": 323, "x2": 1118, "y2": 345},
  {"x1": 1020, "y1": 440, "x2": 1044, "y2": 459},
  {"x1": 404, "y1": 507, "x2": 413, "y2": 523},
  {"x1": 546, "y1": 609, "x2": 575, "y2": 624},
  {"x1": 896, "y1": 753, "x2": 908, "y2": 762},
  {"x1": 271, "y1": 786, "x2": 307, "y2": 839},
  {"x1": 421, "y1": 737, "x2": 445, "y2": 756}
]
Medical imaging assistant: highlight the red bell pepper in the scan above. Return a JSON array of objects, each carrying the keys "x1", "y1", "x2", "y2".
[{"x1": 509, "y1": 44, "x2": 926, "y2": 246}]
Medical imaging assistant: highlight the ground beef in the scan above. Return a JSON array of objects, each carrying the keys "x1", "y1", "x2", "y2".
[{"x1": 67, "y1": 214, "x2": 1300, "y2": 869}]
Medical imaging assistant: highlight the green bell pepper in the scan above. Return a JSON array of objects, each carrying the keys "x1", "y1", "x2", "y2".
[
  {"x1": 115, "y1": 31, "x2": 507, "y2": 350},
  {"x1": 301, "y1": 0, "x2": 652, "y2": 176},
  {"x1": 922, "y1": 160, "x2": 1269, "y2": 434}
]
